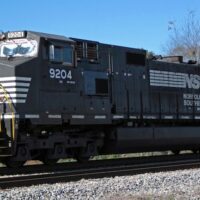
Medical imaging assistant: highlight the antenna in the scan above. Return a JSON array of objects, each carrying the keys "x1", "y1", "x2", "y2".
[{"x1": 0, "y1": 29, "x2": 5, "y2": 40}]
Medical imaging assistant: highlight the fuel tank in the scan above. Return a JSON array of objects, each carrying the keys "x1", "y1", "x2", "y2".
[{"x1": 103, "y1": 127, "x2": 200, "y2": 153}]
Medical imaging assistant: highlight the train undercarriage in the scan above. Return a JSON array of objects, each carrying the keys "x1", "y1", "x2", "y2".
[
  {"x1": 1, "y1": 117, "x2": 200, "y2": 168},
  {"x1": 0, "y1": 122, "x2": 106, "y2": 167}
]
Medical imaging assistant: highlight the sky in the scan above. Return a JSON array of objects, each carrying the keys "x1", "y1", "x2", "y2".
[{"x1": 1, "y1": 0, "x2": 200, "y2": 54}]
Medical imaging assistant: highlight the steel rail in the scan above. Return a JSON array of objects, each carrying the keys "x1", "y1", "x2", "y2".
[
  {"x1": 0, "y1": 154, "x2": 200, "y2": 189},
  {"x1": 0, "y1": 153, "x2": 199, "y2": 176}
]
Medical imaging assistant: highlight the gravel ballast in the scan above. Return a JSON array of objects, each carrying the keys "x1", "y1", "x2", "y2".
[{"x1": 1, "y1": 168, "x2": 200, "y2": 199}]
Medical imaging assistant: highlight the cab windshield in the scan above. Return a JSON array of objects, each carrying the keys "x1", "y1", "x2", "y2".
[{"x1": 0, "y1": 39, "x2": 38, "y2": 57}]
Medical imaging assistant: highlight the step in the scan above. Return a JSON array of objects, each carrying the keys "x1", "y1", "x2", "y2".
[
  {"x1": 0, "y1": 136, "x2": 12, "y2": 156},
  {"x1": 0, "y1": 148, "x2": 12, "y2": 157},
  {"x1": 0, "y1": 138, "x2": 7, "y2": 141},
  {"x1": 0, "y1": 146, "x2": 10, "y2": 149},
  {"x1": 0, "y1": 138, "x2": 11, "y2": 144}
]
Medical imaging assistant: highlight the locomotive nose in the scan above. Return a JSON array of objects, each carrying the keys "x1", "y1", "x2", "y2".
[
  {"x1": 0, "y1": 61, "x2": 17, "y2": 140},
  {"x1": 0, "y1": 59, "x2": 32, "y2": 123}
]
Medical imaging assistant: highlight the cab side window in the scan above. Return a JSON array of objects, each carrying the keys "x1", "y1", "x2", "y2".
[
  {"x1": 63, "y1": 47, "x2": 73, "y2": 64},
  {"x1": 49, "y1": 43, "x2": 73, "y2": 66}
]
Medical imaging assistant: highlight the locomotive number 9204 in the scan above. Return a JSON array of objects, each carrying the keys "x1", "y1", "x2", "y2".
[{"x1": 49, "y1": 68, "x2": 72, "y2": 80}]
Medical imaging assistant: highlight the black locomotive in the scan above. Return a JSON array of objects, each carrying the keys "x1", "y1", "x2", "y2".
[{"x1": 0, "y1": 30, "x2": 200, "y2": 167}]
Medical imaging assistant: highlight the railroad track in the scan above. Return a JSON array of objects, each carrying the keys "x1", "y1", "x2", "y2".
[{"x1": 0, "y1": 154, "x2": 200, "y2": 189}]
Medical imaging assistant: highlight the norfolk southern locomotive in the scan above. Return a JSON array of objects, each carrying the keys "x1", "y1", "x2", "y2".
[{"x1": 0, "y1": 30, "x2": 200, "y2": 167}]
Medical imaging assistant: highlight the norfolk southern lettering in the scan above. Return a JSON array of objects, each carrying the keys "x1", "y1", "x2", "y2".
[
  {"x1": 183, "y1": 93, "x2": 200, "y2": 107},
  {"x1": 185, "y1": 74, "x2": 200, "y2": 89},
  {"x1": 150, "y1": 70, "x2": 200, "y2": 90}
]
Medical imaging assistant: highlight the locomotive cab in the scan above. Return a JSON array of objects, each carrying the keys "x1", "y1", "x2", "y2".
[
  {"x1": 0, "y1": 32, "x2": 72, "y2": 155},
  {"x1": 0, "y1": 31, "x2": 80, "y2": 165}
]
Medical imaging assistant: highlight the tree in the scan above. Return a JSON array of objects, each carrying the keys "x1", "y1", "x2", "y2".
[{"x1": 165, "y1": 11, "x2": 200, "y2": 63}]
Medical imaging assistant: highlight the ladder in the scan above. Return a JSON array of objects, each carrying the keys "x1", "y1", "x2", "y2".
[{"x1": 0, "y1": 84, "x2": 16, "y2": 157}]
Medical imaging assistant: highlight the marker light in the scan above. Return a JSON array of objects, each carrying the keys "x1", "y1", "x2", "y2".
[{"x1": 7, "y1": 31, "x2": 25, "y2": 39}]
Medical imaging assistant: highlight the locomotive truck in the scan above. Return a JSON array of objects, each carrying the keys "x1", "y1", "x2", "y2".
[{"x1": 0, "y1": 30, "x2": 200, "y2": 167}]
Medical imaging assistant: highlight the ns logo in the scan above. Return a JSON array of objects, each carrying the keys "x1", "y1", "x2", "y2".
[{"x1": 184, "y1": 74, "x2": 200, "y2": 89}]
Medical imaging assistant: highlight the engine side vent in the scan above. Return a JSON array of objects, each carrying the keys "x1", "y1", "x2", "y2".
[
  {"x1": 126, "y1": 52, "x2": 146, "y2": 66},
  {"x1": 87, "y1": 43, "x2": 98, "y2": 62},
  {"x1": 76, "y1": 42, "x2": 84, "y2": 60}
]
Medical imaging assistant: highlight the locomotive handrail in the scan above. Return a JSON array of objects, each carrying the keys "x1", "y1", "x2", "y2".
[{"x1": 0, "y1": 83, "x2": 15, "y2": 141}]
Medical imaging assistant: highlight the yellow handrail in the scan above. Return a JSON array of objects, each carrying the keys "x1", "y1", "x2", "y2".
[
  {"x1": 0, "y1": 113, "x2": 1, "y2": 132},
  {"x1": 0, "y1": 84, "x2": 15, "y2": 140}
]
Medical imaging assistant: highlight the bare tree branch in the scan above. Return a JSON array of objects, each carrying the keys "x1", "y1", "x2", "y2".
[{"x1": 164, "y1": 11, "x2": 200, "y2": 63}]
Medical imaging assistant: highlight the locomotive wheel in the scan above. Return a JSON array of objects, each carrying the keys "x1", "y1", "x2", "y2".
[
  {"x1": 192, "y1": 149, "x2": 198, "y2": 154},
  {"x1": 41, "y1": 149, "x2": 59, "y2": 165},
  {"x1": 43, "y1": 158, "x2": 58, "y2": 165},
  {"x1": 74, "y1": 147, "x2": 92, "y2": 163},
  {"x1": 4, "y1": 158, "x2": 25, "y2": 168},
  {"x1": 75, "y1": 154, "x2": 90, "y2": 163},
  {"x1": 172, "y1": 150, "x2": 180, "y2": 155},
  {"x1": 3, "y1": 146, "x2": 28, "y2": 168}
]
